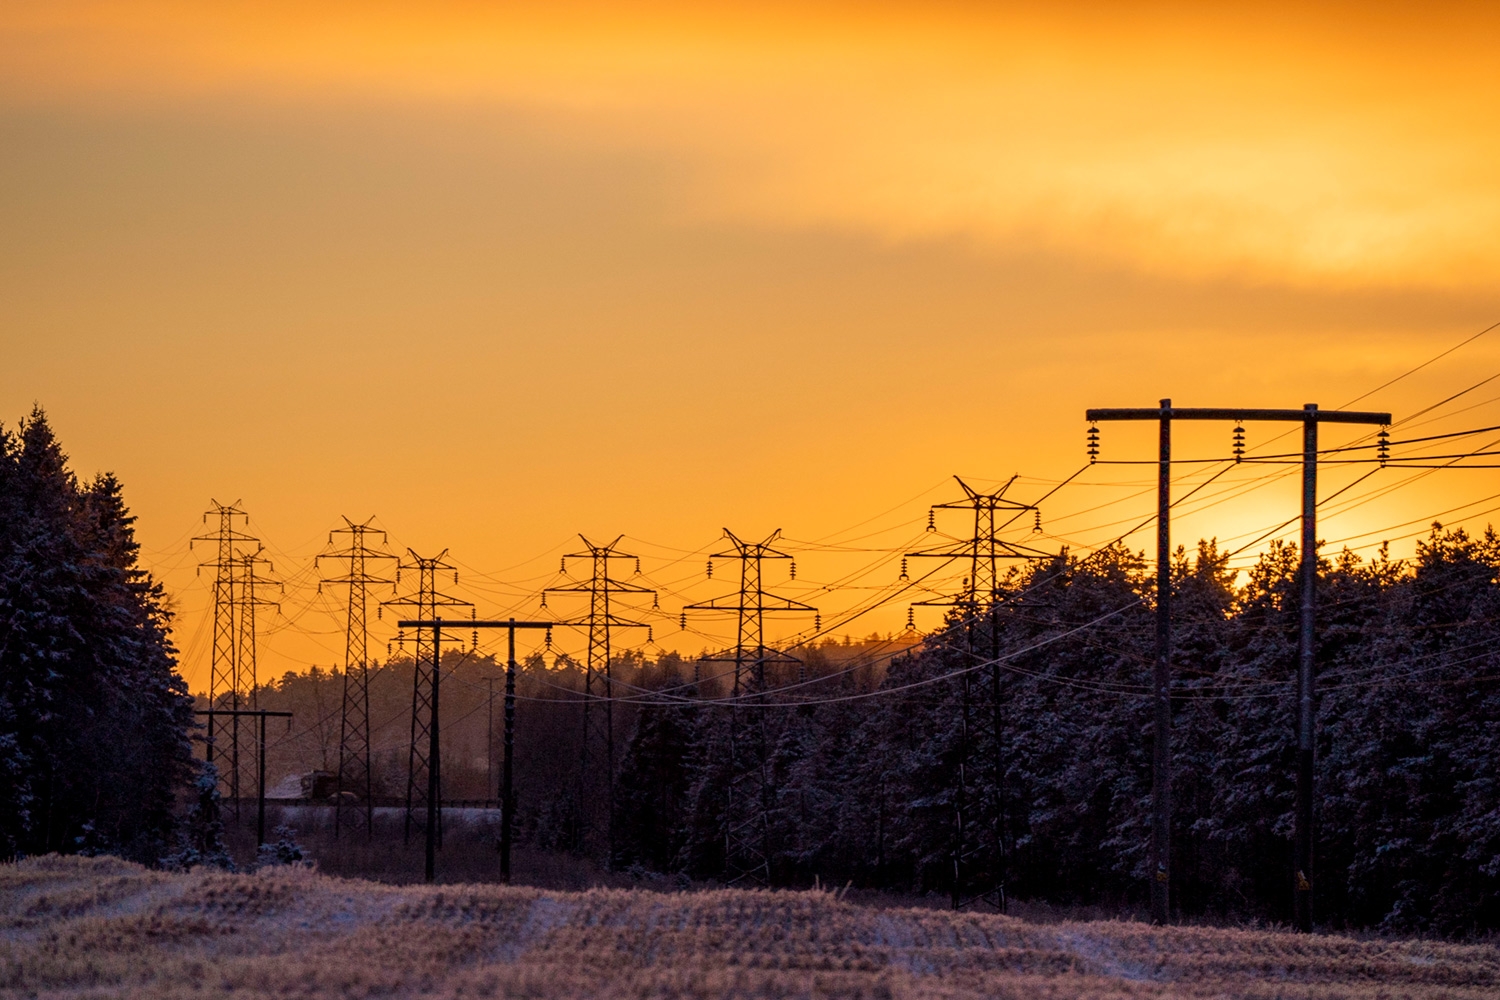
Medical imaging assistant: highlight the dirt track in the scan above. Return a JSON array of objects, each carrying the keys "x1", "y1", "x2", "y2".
[{"x1": 2, "y1": 856, "x2": 1497, "y2": 998}]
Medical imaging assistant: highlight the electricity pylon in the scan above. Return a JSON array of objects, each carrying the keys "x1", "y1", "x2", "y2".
[
  {"x1": 382, "y1": 550, "x2": 471, "y2": 845},
  {"x1": 684, "y1": 529, "x2": 817, "y2": 886},
  {"x1": 544, "y1": 535, "x2": 656, "y2": 859},
  {"x1": 231, "y1": 544, "x2": 280, "y2": 815},
  {"x1": 191, "y1": 500, "x2": 257, "y2": 809},
  {"x1": 318, "y1": 517, "x2": 397, "y2": 839},
  {"x1": 908, "y1": 476, "x2": 1050, "y2": 912}
]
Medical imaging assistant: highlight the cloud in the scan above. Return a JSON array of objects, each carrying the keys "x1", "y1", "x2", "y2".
[{"x1": 4, "y1": 3, "x2": 1499, "y2": 290}]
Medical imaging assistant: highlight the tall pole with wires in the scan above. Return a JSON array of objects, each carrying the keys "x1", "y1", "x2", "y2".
[
  {"x1": 684, "y1": 529, "x2": 817, "y2": 886},
  {"x1": 907, "y1": 476, "x2": 1049, "y2": 912},
  {"x1": 191, "y1": 501, "x2": 257, "y2": 812},
  {"x1": 544, "y1": 535, "x2": 656, "y2": 860},
  {"x1": 318, "y1": 517, "x2": 397, "y2": 840},
  {"x1": 382, "y1": 550, "x2": 471, "y2": 846},
  {"x1": 1086, "y1": 402, "x2": 1389, "y2": 929}
]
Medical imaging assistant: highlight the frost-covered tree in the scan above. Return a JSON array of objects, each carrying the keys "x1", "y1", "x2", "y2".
[
  {"x1": 0, "y1": 407, "x2": 196, "y2": 861},
  {"x1": 641, "y1": 528, "x2": 1498, "y2": 933}
]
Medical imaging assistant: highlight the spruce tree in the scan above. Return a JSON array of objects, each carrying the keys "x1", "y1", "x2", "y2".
[{"x1": 0, "y1": 407, "x2": 196, "y2": 861}]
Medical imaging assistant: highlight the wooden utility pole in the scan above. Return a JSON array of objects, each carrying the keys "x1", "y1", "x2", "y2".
[
  {"x1": 484, "y1": 676, "x2": 497, "y2": 805},
  {"x1": 397, "y1": 618, "x2": 552, "y2": 884},
  {"x1": 1085, "y1": 402, "x2": 1389, "y2": 930}
]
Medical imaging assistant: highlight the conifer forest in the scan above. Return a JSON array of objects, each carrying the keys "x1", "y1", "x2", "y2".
[{"x1": 4, "y1": 406, "x2": 1500, "y2": 944}]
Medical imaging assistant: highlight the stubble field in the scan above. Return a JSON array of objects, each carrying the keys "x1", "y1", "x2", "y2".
[{"x1": 2, "y1": 856, "x2": 1497, "y2": 999}]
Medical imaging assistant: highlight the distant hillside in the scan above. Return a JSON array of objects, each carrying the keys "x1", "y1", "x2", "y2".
[{"x1": 3, "y1": 856, "x2": 1497, "y2": 998}]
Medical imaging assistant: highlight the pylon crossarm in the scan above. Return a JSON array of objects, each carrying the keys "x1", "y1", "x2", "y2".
[
  {"x1": 545, "y1": 579, "x2": 657, "y2": 595},
  {"x1": 1087, "y1": 405, "x2": 1390, "y2": 423},
  {"x1": 907, "y1": 540, "x2": 1050, "y2": 560}
]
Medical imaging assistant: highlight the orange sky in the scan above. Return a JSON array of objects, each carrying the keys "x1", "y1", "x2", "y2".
[{"x1": 3, "y1": 2, "x2": 1500, "y2": 692}]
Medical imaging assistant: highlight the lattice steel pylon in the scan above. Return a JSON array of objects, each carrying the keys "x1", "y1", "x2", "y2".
[
  {"x1": 684, "y1": 529, "x2": 817, "y2": 886},
  {"x1": 191, "y1": 500, "x2": 257, "y2": 810},
  {"x1": 382, "y1": 550, "x2": 471, "y2": 845},
  {"x1": 544, "y1": 535, "x2": 656, "y2": 859},
  {"x1": 232, "y1": 544, "x2": 280, "y2": 816},
  {"x1": 907, "y1": 476, "x2": 1050, "y2": 912},
  {"x1": 318, "y1": 517, "x2": 397, "y2": 840}
]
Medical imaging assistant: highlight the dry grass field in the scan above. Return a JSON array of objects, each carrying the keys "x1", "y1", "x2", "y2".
[{"x1": 2, "y1": 856, "x2": 1497, "y2": 999}]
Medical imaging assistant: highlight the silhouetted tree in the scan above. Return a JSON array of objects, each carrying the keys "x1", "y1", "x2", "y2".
[{"x1": 0, "y1": 408, "x2": 196, "y2": 861}]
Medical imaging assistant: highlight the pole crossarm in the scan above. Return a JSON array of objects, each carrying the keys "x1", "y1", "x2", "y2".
[
  {"x1": 545, "y1": 535, "x2": 657, "y2": 602},
  {"x1": 193, "y1": 709, "x2": 292, "y2": 717},
  {"x1": 1087, "y1": 406, "x2": 1390, "y2": 424},
  {"x1": 398, "y1": 619, "x2": 554, "y2": 629},
  {"x1": 710, "y1": 527, "x2": 793, "y2": 562},
  {"x1": 907, "y1": 538, "x2": 1051, "y2": 562}
]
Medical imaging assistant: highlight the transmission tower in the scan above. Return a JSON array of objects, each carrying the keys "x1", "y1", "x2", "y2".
[
  {"x1": 544, "y1": 535, "x2": 656, "y2": 858},
  {"x1": 191, "y1": 500, "x2": 257, "y2": 810},
  {"x1": 232, "y1": 544, "x2": 279, "y2": 814},
  {"x1": 907, "y1": 476, "x2": 1049, "y2": 912},
  {"x1": 382, "y1": 550, "x2": 471, "y2": 845},
  {"x1": 684, "y1": 529, "x2": 817, "y2": 885},
  {"x1": 318, "y1": 517, "x2": 397, "y2": 839}
]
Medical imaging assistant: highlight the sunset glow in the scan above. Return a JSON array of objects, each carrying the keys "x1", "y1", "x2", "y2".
[{"x1": 4, "y1": 2, "x2": 1499, "y2": 691}]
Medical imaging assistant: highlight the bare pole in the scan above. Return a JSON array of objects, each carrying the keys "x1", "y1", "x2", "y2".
[
  {"x1": 1151, "y1": 400, "x2": 1172, "y2": 925},
  {"x1": 1296, "y1": 405, "x2": 1319, "y2": 932},
  {"x1": 258, "y1": 711, "x2": 267, "y2": 847},
  {"x1": 486, "y1": 677, "x2": 496, "y2": 804},
  {"x1": 503, "y1": 622, "x2": 516, "y2": 883}
]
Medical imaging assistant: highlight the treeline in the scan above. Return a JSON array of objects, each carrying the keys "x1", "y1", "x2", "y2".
[
  {"x1": 0, "y1": 409, "x2": 196, "y2": 861},
  {"x1": 7, "y1": 408, "x2": 1496, "y2": 935},
  {"x1": 250, "y1": 530, "x2": 1500, "y2": 934},
  {"x1": 615, "y1": 532, "x2": 1498, "y2": 935}
]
